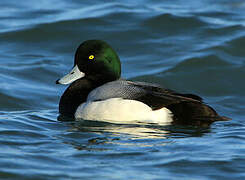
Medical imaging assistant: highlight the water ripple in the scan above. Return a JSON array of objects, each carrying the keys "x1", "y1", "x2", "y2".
[{"x1": 0, "y1": 0, "x2": 245, "y2": 179}]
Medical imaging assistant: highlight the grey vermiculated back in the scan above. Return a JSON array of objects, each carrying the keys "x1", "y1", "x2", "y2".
[
  {"x1": 87, "y1": 79, "x2": 195, "y2": 103},
  {"x1": 87, "y1": 79, "x2": 150, "y2": 101},
  {"x1": 87, "y1": 79, "x2": 199, "y2": 103}
]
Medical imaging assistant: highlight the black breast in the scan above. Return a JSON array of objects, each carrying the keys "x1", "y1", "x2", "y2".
[{"x1": 58, "y1": 79, "x2": 94, "y2": 118}]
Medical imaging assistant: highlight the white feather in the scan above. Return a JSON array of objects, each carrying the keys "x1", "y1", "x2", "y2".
[{"x1": 75, "y1": 98, "x2": 173, "y2": 124}]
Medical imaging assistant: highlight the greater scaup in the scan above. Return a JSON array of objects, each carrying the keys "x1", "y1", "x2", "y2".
[{"x1": 56, "y1": 40, "x2": 229, "y2": 126}]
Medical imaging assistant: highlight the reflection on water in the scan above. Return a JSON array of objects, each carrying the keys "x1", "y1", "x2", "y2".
[
  {"x1": 53, "y1": 119, "x2": 211, "y2": 152},
  {"x1": 75, "y1": 121, "x2": 171, "y2": 139},
  {"x1": 72, "y1": 120, "x2": 209, "y2": 140}
]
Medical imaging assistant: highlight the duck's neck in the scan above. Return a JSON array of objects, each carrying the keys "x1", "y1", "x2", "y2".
[{"x1": 58, "y1": 77, "x2": 115, "y2": 118}]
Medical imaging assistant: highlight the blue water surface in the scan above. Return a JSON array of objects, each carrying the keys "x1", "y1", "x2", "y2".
[{"x1": 0, "y1": 0, "x2": 245, "y2": 179}]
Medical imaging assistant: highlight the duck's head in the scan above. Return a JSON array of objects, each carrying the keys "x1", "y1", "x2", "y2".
[{"x1": 56, "y1": 40, "x2": 121, "y2": 85}]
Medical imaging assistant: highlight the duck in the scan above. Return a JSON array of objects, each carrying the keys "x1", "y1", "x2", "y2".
[{"x1": 56, "y1": 40, "x2": 229, "y2": 126}]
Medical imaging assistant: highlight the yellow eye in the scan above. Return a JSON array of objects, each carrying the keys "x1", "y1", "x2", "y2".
[{"x1": 89, "y1": 55, "x2": 94, "y2": 60}]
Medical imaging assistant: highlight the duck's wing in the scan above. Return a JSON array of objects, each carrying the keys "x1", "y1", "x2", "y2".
[
  {"x1": 132, "y1": 81, "x2": 229, "y2": 125},
  {"x1": 87, "y1": 80, "x2": 229, "y2": 125},
  {"x1": 87, "y1": 79, "x2": 202, "y2": 107}
]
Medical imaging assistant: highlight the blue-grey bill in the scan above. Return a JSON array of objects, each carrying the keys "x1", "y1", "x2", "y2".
[{"x1": 57, "y1": 65, "x2": 85, "y2": 85}]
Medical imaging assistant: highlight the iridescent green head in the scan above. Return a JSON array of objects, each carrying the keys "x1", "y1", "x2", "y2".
[{"x1": 57, "y1": 40, "x2": 121, "y2": 85}]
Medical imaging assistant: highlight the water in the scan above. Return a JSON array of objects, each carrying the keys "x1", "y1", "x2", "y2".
[{"x1": 0, "y1": 0, "x2": 245, "y2": 179}]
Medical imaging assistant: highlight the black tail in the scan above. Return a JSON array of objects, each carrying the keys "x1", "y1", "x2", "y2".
[{"x1": 167, "y1": 101, "x2": 230, "y2": 126}]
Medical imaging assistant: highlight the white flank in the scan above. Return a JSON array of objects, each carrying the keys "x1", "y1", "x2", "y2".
[{"x1": 75, "y1": 98, "x2": 173, "y2": 124}]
